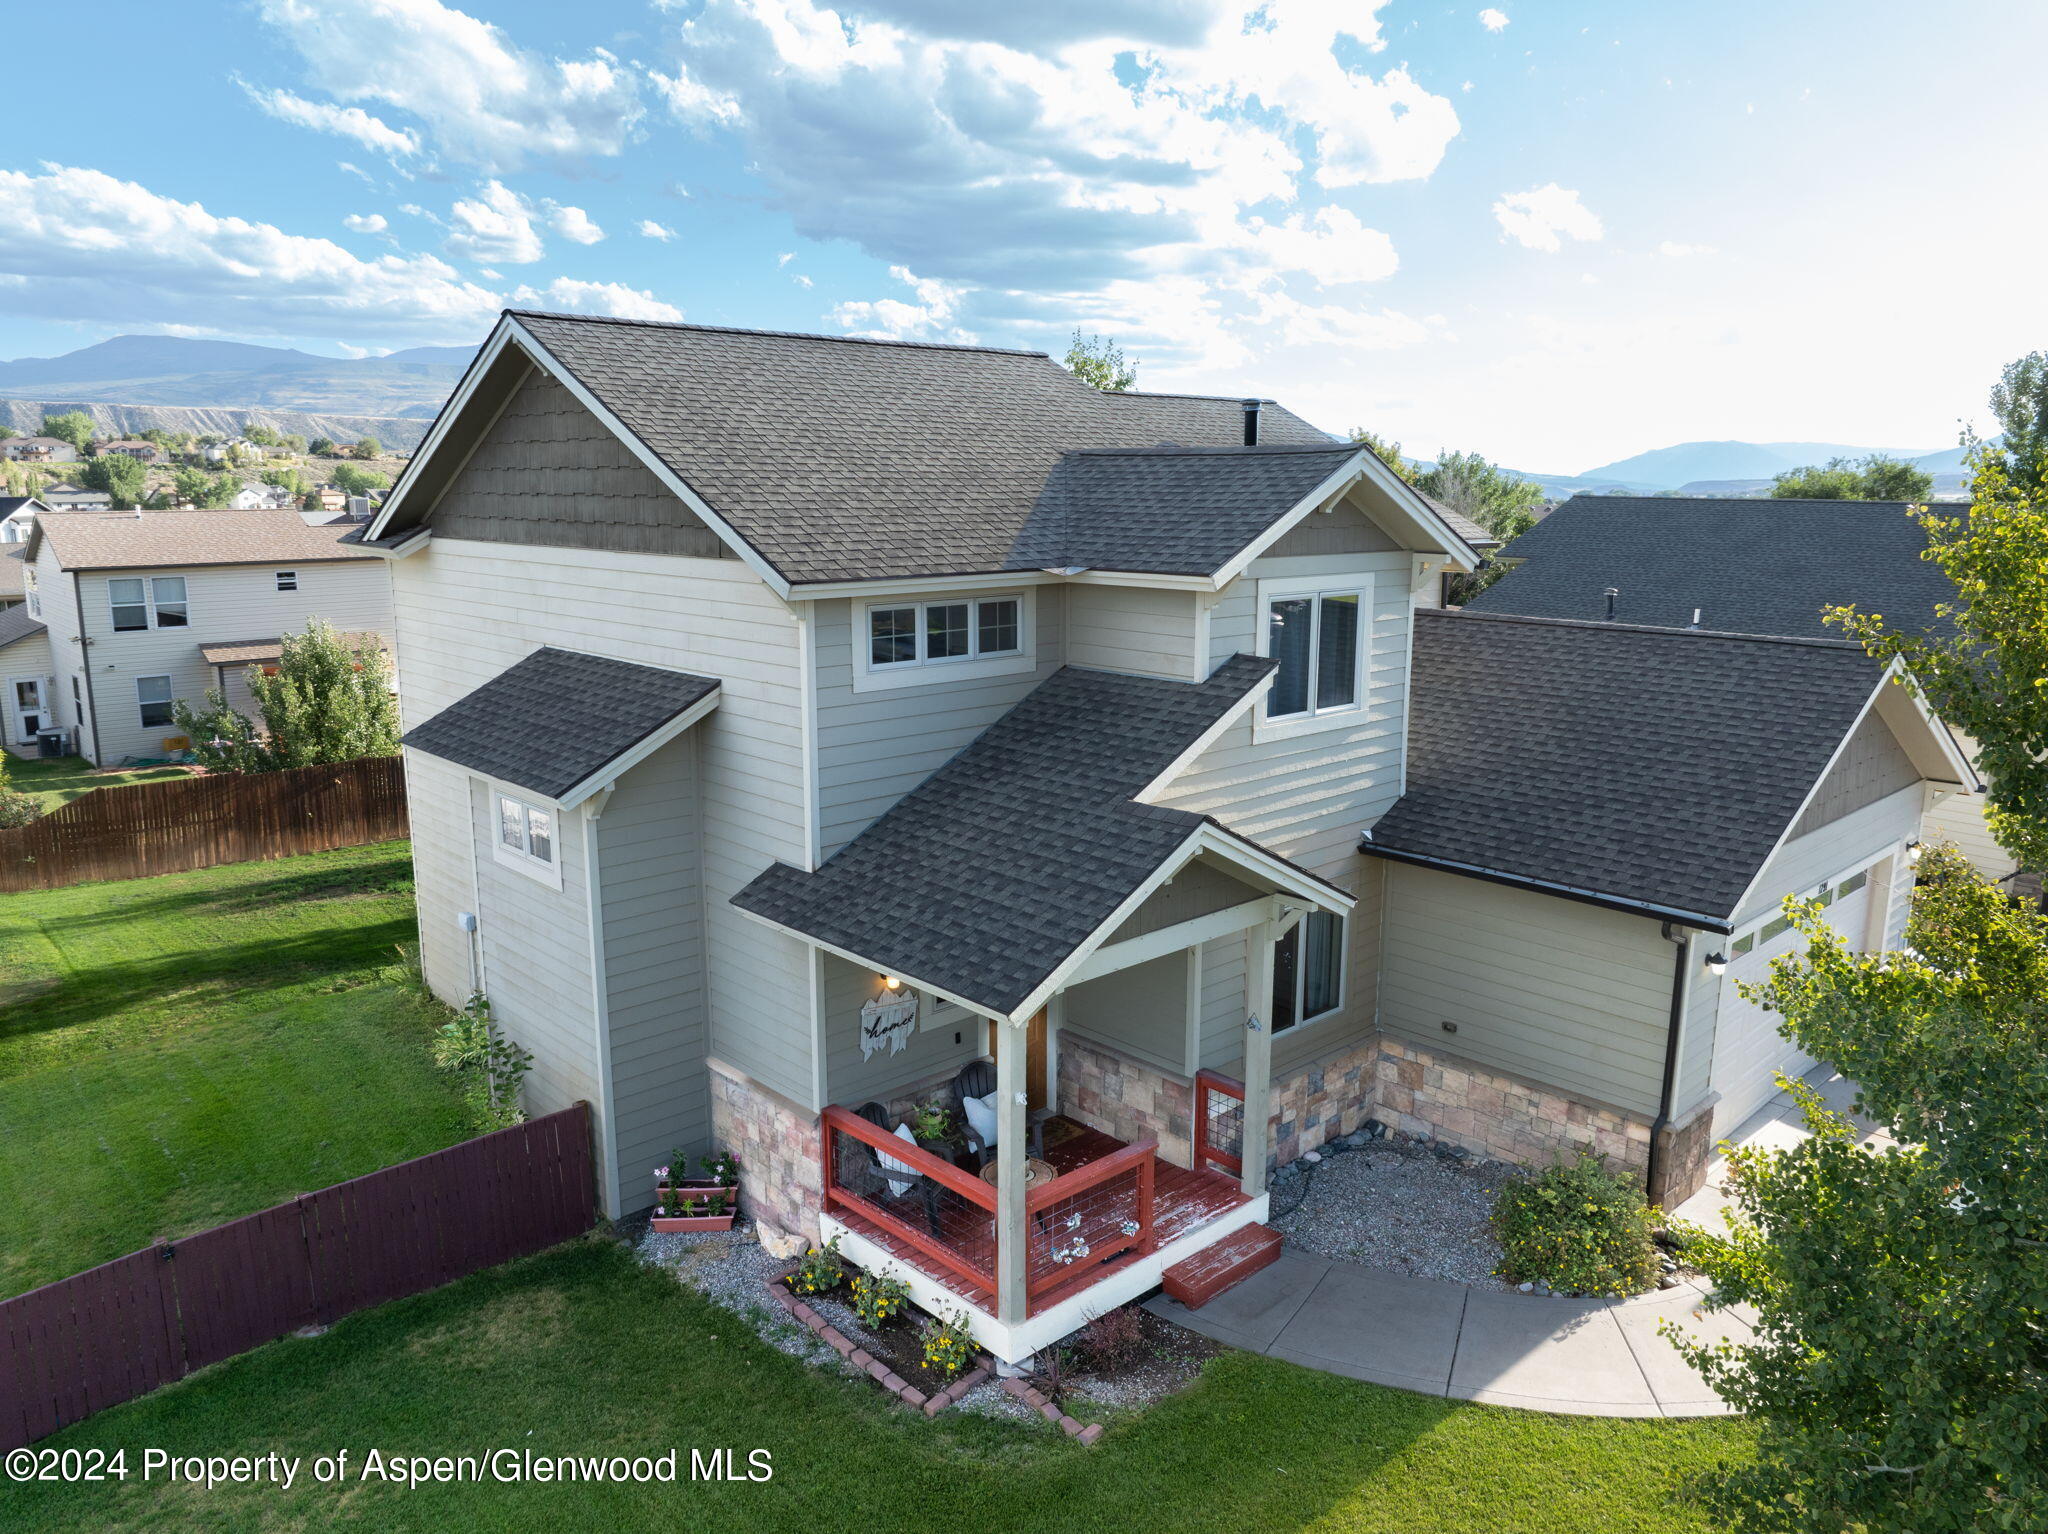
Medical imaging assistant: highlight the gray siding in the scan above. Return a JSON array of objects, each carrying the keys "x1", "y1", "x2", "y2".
[
  {"x1": 428, "y1": 366, "x2": 729, "y2": 559},
  {"x1": 1062, "y1": 950, "x2": 1192, "y2": 1075},
  {"x1": 820, "y1": 952, "x2": 985, "y2": 1108},
  {"x1": 598, "y1": 735, "x2": 710, "y2": 1212},
  {"x1": 1110, "y1": 856, "x2": 1264, "y2": 942},
  {"x1": 1262, "y1": 487, "x2": 1403, "y2": 559},
  {"x1": 1792, "y1": 709, "x2": 1920, "y2": 838},
  {"x1": 1198, "y1": 930, "x2": 1250, "y2": 1072},
  {"x1": 1378, "y1": 862, "x2": 1675, "y2": 1116},
  {"x1": 1065, "y1": 584, "x2": 1201, "y2": 679},
  {"x1": 811, "y1": 587, "x2": 1066, "y2": 860},
  {"x1": 1732, "y1": 783, "x2": 1926, "y2": 926},
  {"x1": 1925, "y1": 791, "x2": 2012, "y2": 879}
]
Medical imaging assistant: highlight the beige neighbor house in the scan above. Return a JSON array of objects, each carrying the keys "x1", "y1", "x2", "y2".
[
  {"x1": 361, "y1": 310, "x2": 1973, "y2": 1368},
  {"x1": 7, "y1": 508, "x2": 394, "y2": 763}
]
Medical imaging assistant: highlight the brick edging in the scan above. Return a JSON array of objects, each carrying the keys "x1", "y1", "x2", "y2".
[
  {"x1": 763, "y1": 1270, "x2": 992, "y2": 1417},
  {"x1": 999, "y1": 1376, "x2": 1106, "y2": 1445}
]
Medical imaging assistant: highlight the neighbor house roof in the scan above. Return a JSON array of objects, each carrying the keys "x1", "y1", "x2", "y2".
[
  {"x1": 0, "y1": 605, "x2": 46, "y2": 651},
  {"x1": 371, "y1": 311, "x2": 1476, "y2": 586},
  {"x1": 1464, "y1": 494, "x2": 1953, "y2": 637},
  {"x1": 735, "y1": 657, "x2": 1349, "y2": 1018},
  {"x1": 401, "y1": 646, "x2": 721, "y2": 806},
  {"x1": 0, "y1": 548, "x2": 23, "y2": 599},
  {"x1": 198, "y1": 633, "x2": 386, "y2": 666},
  {"x1": 25, "y1": 508, "x2": 379, "y2": 570},
  {"x1": 1362, "y1": 610, "x2": 1913, "y2": 929}
]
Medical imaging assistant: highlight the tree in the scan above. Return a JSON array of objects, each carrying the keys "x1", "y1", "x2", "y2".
[
  {"x1": 0, "y1": 425, "x2": 15, "y2": 442},
  {"x1": 302, "y1": 489, "x2": 326, "y2": 513},
  {"x1": 0, "y1": 751, "x2": 38, "y2": 829},
  {"x1": 330, "y1": 464, "x2": 390, "y2": 497},
  {"x1": 171, "y1": 465, "x2": 236, "y2": 508},
  {"x1": 261, "y1": 465, "x2": 308, "y2": 496},
  {"x1": 1671, "y1": 845, "x2": 2048, "y2": 1533},
  {"x1": 1986, "y1": 349, "x2": 2048, "y2": 482},
  {"x1": 1349, "y1": 428, "x2": 1420, "y2": 484},
  {"x1": 40, "y1": 411, "x2": 95, "y2": 452},
  {"x1": 353, "y1": 436, "x2": 382, "y2": 459},
  {"x1": 307, "y1": 437, "x2": 336, "y2": 457},
  {"x1": 1062, "y1": 331, "x2": 1137, "y2": 392},
  {"x1": 172, "y1": 620, "x2": 398, "y2": 772},
  {"x1": 241, "y1": 423, "x2": 280, "y2": 447},
  {"x1": 77, "y1": 452, "x2": 148, "y2": 508},
  {"x1": 1414, "y1": 449, "x2": 1545, "y2": 542},
  {"x1": 1771, "y1": 453, "x2": 1933, "y2": 501}
]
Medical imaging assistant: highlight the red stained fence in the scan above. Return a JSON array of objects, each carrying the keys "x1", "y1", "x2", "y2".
[
  {"x1": 0, "y1": 756, "x2": 409, "y2": 892},
  {"x1": 0, "y1": 1104, "x2": 594, "y2": 1451},
  {"x1": 1193, "y1": 1069, "x2": 1246, "y2": 1176}
]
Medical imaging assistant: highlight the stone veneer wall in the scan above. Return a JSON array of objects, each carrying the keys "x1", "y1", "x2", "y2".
[
  {"x1": 1648, "y1": 1101, "x2": 1717, "y2": 1209},
  {"x1": 1269, "y1": 1036, "x2": 1380, "y2": 1166},
  {"x1": 708, "y1": 1057, "x2": 822, "y2": 1246},
  {"x1": 1057, "y1": 1033, "x2": 1193, "y2": 1167}
]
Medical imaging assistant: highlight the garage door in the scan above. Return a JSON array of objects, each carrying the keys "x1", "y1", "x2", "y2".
[{"x1": 1710, "y1": 866, "x2": 1875, "y2": 1135}]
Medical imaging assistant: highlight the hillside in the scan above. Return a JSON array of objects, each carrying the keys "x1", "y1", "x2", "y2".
[
  {"x1": 1575, "y1": 439, "x2": 1938, "y2": 489},
  {"x1": 0, "y1": 399, "x2": 429, "y2": 452}
]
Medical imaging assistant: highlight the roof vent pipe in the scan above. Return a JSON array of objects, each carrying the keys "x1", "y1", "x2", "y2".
[
  {"x1": 1241, "y1": 399, "x2": 1262, "y2": 447},
  {"x1": 1603, "y1": 587, "x2": 1619, "y2": 621},
  {"x1": 1688, "y1": 608, "x2": 1702, "y2": 629}
]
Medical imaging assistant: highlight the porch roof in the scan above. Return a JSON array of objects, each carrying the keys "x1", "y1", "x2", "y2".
[{"x1": 735, "y1": 657, "x2": 1347, "y2": 1018}]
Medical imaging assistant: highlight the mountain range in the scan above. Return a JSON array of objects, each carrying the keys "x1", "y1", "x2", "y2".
[{"x1": 1506, "y1": 439, "x2": 1971, "y2": 497}]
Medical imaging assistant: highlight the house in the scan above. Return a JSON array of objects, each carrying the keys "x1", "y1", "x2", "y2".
[
  {"x1": 1462, "y1": 493, "x2": 2011, "y2": 881},
  {"x1": 38, "y1": 483, "x2": 113, "y2": 511},
  {"x1": 1, "y1": 437, "x2": 81, "y2": 464},
  {"x1": 356, "y1": 310, "x2": 1964, "y2": 1367},
  {"x1": 229, "y1": 482, "x2": 295, "y2": 511},
  {"x1": 9, "y1": 508, "x2": 394, "y2": 763},
  {"x1": 97, "y1": 438, "x2": 163, "y2": 464},
  {"x1": 0, "y1": 496, "x2": 48, "y2": 545},
  {"x1": 0, "y1": 548, "x2": 24, "y2": 612}
]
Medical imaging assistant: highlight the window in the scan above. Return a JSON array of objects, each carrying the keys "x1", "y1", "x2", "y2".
[
  {"x1": 494, "y1": 790, "x2": 559, "y2": 884},
  {"x1": 1837, "y1": 869, "x2": 1867, "y2": 898},
  {"x1": 867, "y1": 596, "x2": 1024, "y2": 669},
  {"x1": 1731, "y1": 932, "x2": 1755, "y2": 957},
  {"x1": 136, "y1": 675, "x2": 174, "y2": 728},
  {"x1": 1270, "y1": 910, "x2": 1345, "y2": 1033},
  {"x1": 276, "y1": 571, "x2": 298, "y2": 591},
  {"x1": 108, "y1": 574, "x2": 188, "y2": 630},
  {"x1": 1760, "y1": 913, "x2": 1794, "y2": 942},
  {"x1": 1259, "y1": 581, "x2": 1368, "y2": 725}
]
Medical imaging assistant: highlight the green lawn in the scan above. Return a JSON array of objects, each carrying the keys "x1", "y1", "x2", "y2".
[
  {"x1": 6, "y1": 753, "x2": 194, "y2": 811},
  {"x1": 7, "y1": 1240, "x2": 1751, "y2": 1533},
  {"x1": 0, "y1": 841, "x2": 475, "y2": 1298}
]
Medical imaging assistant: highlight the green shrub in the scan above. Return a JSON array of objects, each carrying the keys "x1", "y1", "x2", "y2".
[{"x1": 1491, "y1": 1149, "x2": 1660, "y2": 1296}]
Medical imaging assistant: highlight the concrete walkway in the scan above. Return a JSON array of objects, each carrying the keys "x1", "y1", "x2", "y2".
[
  {"x1": 1672, "y1": 1064, "x2": 1895, "y2": 1237},
  {"x1": 1146, "y1": 1255, "x2": 1751, "y2": 1417}
]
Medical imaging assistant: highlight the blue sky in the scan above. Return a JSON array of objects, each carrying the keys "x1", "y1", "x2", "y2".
[{"x1": 3, "y1": 0, "x2": 2044, "y2": 469}]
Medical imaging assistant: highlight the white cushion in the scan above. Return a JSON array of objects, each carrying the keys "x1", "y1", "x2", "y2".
[
  {"x1": 877, "y1": 1121, "x2": 919, "y2": 1197},
  {"x1": 962, "y1": 1090, "x2": 1000, "y2": 1150}
]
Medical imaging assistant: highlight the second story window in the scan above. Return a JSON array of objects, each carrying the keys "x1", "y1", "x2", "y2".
[
  {"x1": 1264, "y1": 588, "x2": 1363, "y2": 720},
  {"x1": 108, "y1": 575, "x2": 189, "y2": 631},
  {"x1": 868, "y1": 596, "x2": 1023, "y2": 669}
]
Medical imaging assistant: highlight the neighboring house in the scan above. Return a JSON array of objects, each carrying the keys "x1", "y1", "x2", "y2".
[
  {"x1": 0, "y1": 548, "x2": 25, "y2": 611},
  {"x1": 357, "y1": 310, "x2": 1961, "y2": 1367},
  {"x1": 97, "y1": 439, "x2": 163, "y2": 464},
  {"x1": 0, "y1": 605, "x2": 54, "y2": 747},
  {"x1": 0, "y1": 496, "x2": 48, "y2": 545},
  {"x1": 11, "y1": 508, "x2": 394, "y2": 763},
  {"x1": 229, "y1": 482, "x2": 295, "y2": 511},
  {"x1": 0, "y1": 437, "x2": 80, "y2": 464},
  {"x1": 39, "y1": 483, "x2": 113, "y2": 511},
  {"x1": 1464, "y1": 493, "x2": 2012, "y2": 881}
]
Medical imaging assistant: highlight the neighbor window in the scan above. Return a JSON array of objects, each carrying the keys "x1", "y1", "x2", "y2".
[
  {"x1": 136, "y1": 675, "x2": 174, "y2": 728},
  {"x1": 108, "y1": 574, "x2": 188, "y2": 630},
  {"x1": 497, "y1": 792, "x2": 555, "y2": 867},
  {"x1": 276, "y1": 570, "x2": 298, "y2": 591},
  {"x1": 868, "y1": 596, "x2": 1023, "y2": 669},
  {"x1": 1270, "y1": 910, "x2": 1345, "y2": 1033},
  {"x1": 1264, "y1": 589, "x2": 1364, "y2": 719}
]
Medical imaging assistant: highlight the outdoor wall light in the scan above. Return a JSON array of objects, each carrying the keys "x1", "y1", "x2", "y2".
[
  {"x1": 1706, "y1": 951, "x2": 1729, "y2": 976},
  {"x1": 880, "y1": 974, "x2": 902, "y2": 991},
  {"x1": 1906, "y1": 840, "x2": 1924, "y2": 863}
]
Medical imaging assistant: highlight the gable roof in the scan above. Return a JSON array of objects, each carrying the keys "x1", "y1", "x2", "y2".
[
  {"x1": 25, "y1": 508, "x2": 379, "y2": 570},
  {"x1": 735, "y1": 657, "x2": 1349, "y2": 1018},
  {"x1": 401, "y1": 646, "x2": 720, "y2": 807},
  {"x1": 1362, "y1": 610, "x2": 1928, "y2": 929},
  {"x1": 1465, "y1": 494, "x2": 1953, "y2": 637},
  {"x1": 371, "y1": 311, "x2": 1476, "y2": 587},
  {"x1": 0, "y1": 604, "x2": 44, "y2": 651},
  {"x1": 0, "y1": 548, "x2": 23, "y2": 599}
]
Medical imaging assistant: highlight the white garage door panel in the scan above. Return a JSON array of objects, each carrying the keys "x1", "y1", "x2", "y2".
[{"x1": 1711, "y1": 877, "x2": 1872, "y2": 1135}]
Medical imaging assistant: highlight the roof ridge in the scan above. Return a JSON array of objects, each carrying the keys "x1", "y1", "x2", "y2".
[
  {"x1": 1062, "y1": 442, "x2": 1355, "y2": 459},
  {"x1": 506, "y1": 308, "x2": 1049, "y2": 359},
  {"x1": 1422, "y1": 606, "x2": 1867, "y2": 651},
  {"x1": 1560, "y1": 493, "x2": 1927, "y2": 510}
]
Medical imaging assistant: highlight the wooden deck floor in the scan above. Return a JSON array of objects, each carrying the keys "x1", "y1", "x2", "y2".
[{"x1": 829, "y1": 1117, "x2": 1249, "y2": 1316}]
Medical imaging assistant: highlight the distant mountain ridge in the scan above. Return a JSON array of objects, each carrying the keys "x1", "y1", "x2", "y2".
[
  {"x1": 0, "y1": 398, "x2": 429, "y2": 452},
  {"x1": 1498, "y1": 438, "x2": 1975, "y2": 497}
]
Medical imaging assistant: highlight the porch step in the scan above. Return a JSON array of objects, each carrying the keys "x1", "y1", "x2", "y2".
[{"x1": 1162, "y1": 1223, "x2": 1282, "y2": 1310}]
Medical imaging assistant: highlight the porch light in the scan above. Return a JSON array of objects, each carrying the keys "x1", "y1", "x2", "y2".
[
  {"x1": 1705, "y1": 951, "x2": 1728, "y2": 976},
  {"x1": 881, "y1": 974, "x2": 902, "y2": 991},
  {"x1": 1906, "y1": 840, "x2": 1924, "y2": 863}
]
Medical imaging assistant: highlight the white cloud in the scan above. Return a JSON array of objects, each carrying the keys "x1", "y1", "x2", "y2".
[
  {"x1": 546, "y1": 202, "x2": 605, "y2": 244},
  {"x1": 1241, "y1": 207, "x2": 1398, "y2": 287},
  {"x1": 343, "y1": 212, "x2": 389, "y2": 234},
  {"x1": 1247, "y1": 290, "x2": 1429, "y2": 349},
  {"x1": 793, "y1": 274, "x2": 814, "y2": 288},
  {"x1": 445, "y1": 180, "x2": 543, "y2": 263},
  {"x1": 776, "y1": 252, "x2": 794, "y2": 267},
  {"x1": 1492, "y1": 183, "x2": 1604, "y2": 252},
  {"x1": 638, "y1": 219, "x2": 677, "y2": 241},
  {"x1": 254, "y1": 0, "x2": 645, "y2": 173},
  {"x1": 1657, "y1": 239, "x2": 1715, "y2": 257},
  {"x1": 831, "y1": 266, "x2": 971, "y2": 341},
  {"x1": 0, "y1": 163, "x2": 499, "y2": 340},
  {"x1": 509, "y1": 276, "x2": 683, "y2": 322},
  {"x1": 241, "y1": 83, "x2": 421, "y2": 157},
  {"x1": 1478, "y1": 8, "x2": 1509, "y2": 32}
]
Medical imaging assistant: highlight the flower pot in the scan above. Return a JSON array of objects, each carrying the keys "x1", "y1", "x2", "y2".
[
  {"x1": 651, "y1": 1209, "x2": 738, "y2": 1233},
  {"x1": 651, "y1": 1177, "x2": 739, "y2": 1232}
]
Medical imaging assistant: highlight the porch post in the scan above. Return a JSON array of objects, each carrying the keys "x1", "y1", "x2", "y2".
[
  {"x1": 994, "y1": 1016, "x2": 1029, "y2": 1326},
  {"x1": 1240, "y1": 916, "x2": 1281, "y2": 1196}
]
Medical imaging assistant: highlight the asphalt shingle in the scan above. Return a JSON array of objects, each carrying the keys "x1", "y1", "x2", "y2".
[
  {"x1": 0, "y1": 605, "x2": 45, "y2": 652},
  {"x1": 401, "y1": 647, "x2": 720, "y2": 801},
  {"x1": 28, "y1": 508, "x2": 378, "y2": 571}
]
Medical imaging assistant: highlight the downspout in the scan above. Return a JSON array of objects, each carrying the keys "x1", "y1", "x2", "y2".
[
  {"x1": 70, "y1": 571, "x2": 98, "y2": 765},
  {"x1": 1646, "y1": 921, "x2": 1692, "y2": 1202}
]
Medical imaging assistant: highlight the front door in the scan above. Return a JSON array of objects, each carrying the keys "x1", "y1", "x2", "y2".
[{"x1": 8, "y1": 677, "x2": 45, "y2": 746}]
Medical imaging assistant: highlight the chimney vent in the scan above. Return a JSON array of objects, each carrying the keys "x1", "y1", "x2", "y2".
[
  {"x1": 1241, "y1": 398, "x2": 1262, "y2": 447},
  {"x1": 1603, "y1": 587, "x2": 1619, "y2": 621},
  {"x1": 1688, "y1": 607, "x2": 1702, "y2": 629}
]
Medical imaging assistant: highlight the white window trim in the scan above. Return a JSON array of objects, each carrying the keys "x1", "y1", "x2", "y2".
[
  {"x1": 1272, "y1": 909, "x2": 1347, "y2": 1035},
  {"x1": 107, "y1": 573, "x2": 190, "y2": 632},
  {"x1": 852, "y1": 588, "x2": 1036, "y2": 694},
  {"x1": 1251, "y1": 571, "x2": 1374, "y2": 743},
  {"x1": 135, "y1": 673, "x2": 176, "y2": 729},
  {"x1": 490, "y1": 785, "x2": 565, "y2": 889}
]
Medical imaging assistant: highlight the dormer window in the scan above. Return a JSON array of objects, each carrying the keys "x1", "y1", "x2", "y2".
[{"x1": 869, "y1": 596, "x2": 1022, "y2": 668}]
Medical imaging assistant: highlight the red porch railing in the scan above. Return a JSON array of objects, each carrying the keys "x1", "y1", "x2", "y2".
[
  {"x1": 820, "y1": 1106, "x2": 1000, "y2": 1303},
  {"x1": 1025, "y1": 1138, "x2": 1156, "y2": 1314},
  {"x1": 1193, "y1": 1069, "x2": 1246, "y2": 1175}
]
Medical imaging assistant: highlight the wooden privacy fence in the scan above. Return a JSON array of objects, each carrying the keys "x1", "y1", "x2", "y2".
[
  {"x1": 0, "y1": 755, "x2": 407, "y2": 891},
  {"x1": 0, "y1": 1103, "x2": 595, "y2": 1451}
]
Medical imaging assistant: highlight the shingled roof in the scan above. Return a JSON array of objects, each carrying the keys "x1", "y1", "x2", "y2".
[
  {"x1": 374, "y1": 311, "x2": 1475, "y2": 586},
  {"x1": 0, "y1": 604, "x2": 45, "y2": 652},
  {"x1": 402, "y1": 647, "x2": 720, "y2": 804},
  {"x1": 735, "y1": 656, "x2": 1346, "y2": 1016},
  {"x1": 26, "y1": 509, "x2": 377, "y2": 571},
  {"x1": 1363, "y1": 610, "x2": 1900, "y2": 928},
  {"x1": 1465, "y1": 494, "x2": 1953, "y2": 637}
]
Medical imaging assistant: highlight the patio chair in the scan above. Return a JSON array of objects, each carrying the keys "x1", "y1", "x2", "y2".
[
  {"x1": 851, "y1": 1101, "x2": 943, "y2": 1237},
  {"x1": 953, "y1": 1060, "x2": 1044, "y2": 1168}
]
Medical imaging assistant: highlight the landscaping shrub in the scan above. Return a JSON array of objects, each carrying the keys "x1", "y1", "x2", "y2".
[
  {"x1": 1071, "y1": 1305, "x2": 1147, "y2": 1373},
  {"x1": 1491, "y1": 1149, "x2": 1660, "y2": 1296},
  {"x1": 919, "y1": 1307, "x2": 976, "y2": 1378},
  {"x1": 789, "y1": 1235, "x2": 845, "y2": 1297},
  {"x1": 850, "y1": 1267, "x2": 910, "y2": 1328},
  {"x1": 0, "y1": 755, "x2": 38, "y2": 828}
]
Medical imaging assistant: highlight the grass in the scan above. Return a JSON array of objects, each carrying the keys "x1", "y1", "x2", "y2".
[
  {"x1": 0, "y1": 840, "x2": 475, "y2": 1298},
  {"x1": 5, "y1": 753, "x2": 194, "y2": 811},
  {"x1": 7, "y1": 1239, "x2": 1752, "y2": 1533}
]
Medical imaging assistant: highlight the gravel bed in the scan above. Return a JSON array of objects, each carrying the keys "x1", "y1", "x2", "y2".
[
  {"x1": 1271, "y1": 1139, "x2": 1522, "y2": 1288},
  {"x1": 634, "y1": 1219, "x2": 842, "y2": 1369}
]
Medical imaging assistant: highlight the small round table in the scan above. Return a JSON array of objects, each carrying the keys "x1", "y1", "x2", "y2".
[{"x1": 979, "y1": 1157, "x2": 1056, "y2": 1190}]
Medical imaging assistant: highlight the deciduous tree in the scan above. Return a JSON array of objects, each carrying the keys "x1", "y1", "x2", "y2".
[
  {"x1": 1772, "y1": 453, "x2": 1934, "y2": 501},
  {"x1": 77, "y1": 452, "x2": 147, "y2": 508},
  {"x1": 172, "y1": 620, "x2": 397, "y2": 772},
  {"x1": 39, "y1": 411, "x2": 94, "y2": 451},
  {"x1": 1062, "y1": 331, "x2": 1137, "y2": 392},
  {"x1": 1414, "y1": 449, "x2": 1544, "y2": 542}
]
